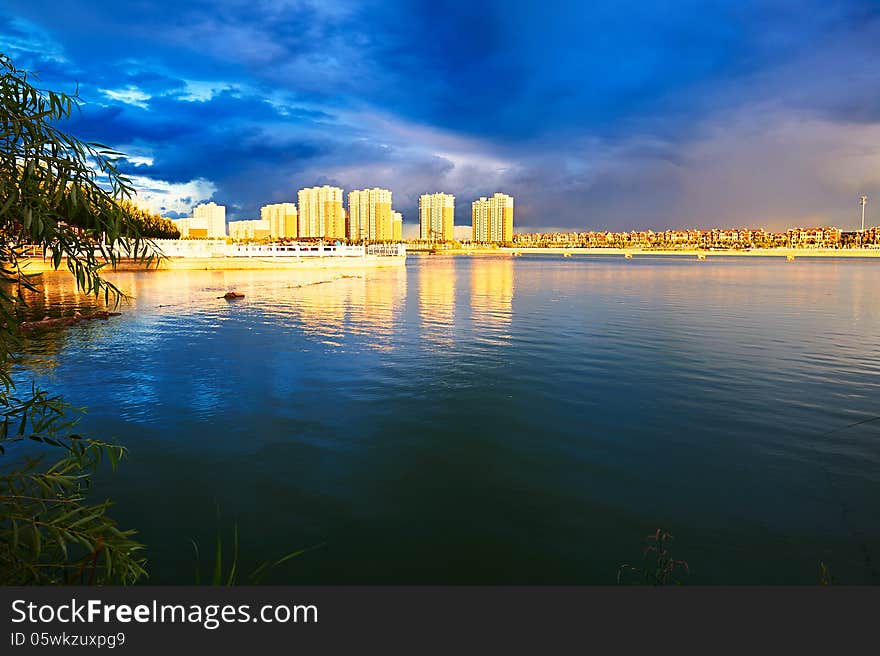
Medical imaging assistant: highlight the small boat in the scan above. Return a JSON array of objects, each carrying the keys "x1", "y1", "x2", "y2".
[
  {"x1": 786, "y1": 254, "x2": 795, "y2": 261},
  {"x1": 697, "y1": 253, "x2": 707, "y2": 260},
  {"x1": 624, "y1": 252, "x2": 633, "y2": 259},
  {"x1": 563, "y1": 252, "x2": 572, "y2": 257},
  {"x1": 222, "y1": 291, "x2": 245, "y2": 300}
]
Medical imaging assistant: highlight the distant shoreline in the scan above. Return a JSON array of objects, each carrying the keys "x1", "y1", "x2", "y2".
[{"x1": 412, "y1": 247, "x2": 880, "y2": 258}]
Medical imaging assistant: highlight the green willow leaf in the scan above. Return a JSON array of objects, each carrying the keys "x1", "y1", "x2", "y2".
[{"x1": 1, "y1": 53, "x2": 149, "y2": 586}]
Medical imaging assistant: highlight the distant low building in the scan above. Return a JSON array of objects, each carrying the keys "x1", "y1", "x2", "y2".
[
  {"x1": 170, "y1": 215, "x2": 215, "y2": 239},
  {"x1": 510, "y1": 225, "x2": 847, "y2": 249},
  {"x1": 193, "y1": 202, "x2": 227, "y2": 238},
  {"x1": 170, "y1": 218, "x2": 191, "y2": 238},
  {"x1": 261, "y1": 203, "x2": 298, "y2": 239},
  {"x1": 228, "y1": 219, "x2": 271, "y2": 241},
  {"x1": 788, "y1": 227, "x2": 842, "y2": 246}
]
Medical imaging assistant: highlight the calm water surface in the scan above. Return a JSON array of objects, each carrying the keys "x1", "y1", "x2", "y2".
[{"x1": 12, "y1": 255, "x2": 880, "y2": 583}]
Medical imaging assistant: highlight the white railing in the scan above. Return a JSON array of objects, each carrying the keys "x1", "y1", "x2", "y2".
[
  {"x1": 18, "y1": 244, "x2": 46, "y2": 258},
  {"x1": 226, "y1": 243, "x2": 367, "y2": 258},
  {"x1": 147, "y1": 240, "x2": 228, "y2": 258},
  {"x1": 366, "y1": 243, "x2": 407, "y2": 257}
]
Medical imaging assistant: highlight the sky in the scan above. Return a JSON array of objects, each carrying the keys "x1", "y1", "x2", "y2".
[{"x1": 2, "y1": 0, "x2": 880, "y2": 234}]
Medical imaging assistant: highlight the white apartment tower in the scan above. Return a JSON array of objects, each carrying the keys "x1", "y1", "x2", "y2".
[
  {"x1": 348, "y1": 188, "x2": 394, "y2": 241},
  {"x1": 419, "y1": 193, "x2": 455, "y2": 241},
  {"x1": 472, "y1": 198, "x2": 490, "y2": 242},
  {"x1": 392, "y1": 211, "x2": 403, "y2": 242},
  {"x1": 297, "y1": 186, "x2": 345, "y2": 240},
  {"x1": 228, "y1": 219, "x2": 271, "y2": 241},
  {"x1": 472, "y1": 193, "x2": 514, "y2": 243},
  {"x1": 260, "y1": 202, "x2": 298, "y2": 239}
]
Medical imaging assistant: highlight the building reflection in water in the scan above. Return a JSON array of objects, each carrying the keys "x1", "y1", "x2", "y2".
[
  {"x1": 349, "y1": 265, "x2": 407, "y2": 351},
  {"x1": 418, "y1": 257, "x2": 456, "y2": 349},
  {"x1": 15, "y1": 266, "x2": 414, "y2": 426},
  {"x1": 273, "y1": 266, "x2": 407, "y2": 351},
  {"x1": 470, "y1": 256, "x2": 514, "y2": 336}
]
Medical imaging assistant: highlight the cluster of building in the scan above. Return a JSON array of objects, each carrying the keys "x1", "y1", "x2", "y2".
[
  {"x1": 172, "y1": 186, "x2": 403, "y2": 243},
  {"x1": 417, "y1": 192, "x2": 515, "y2": 243},
  {"x1": 165, "y1": 195, "x2": 879, "y2": 249},
  {"x1": 170, "y1": 187, "x2": 516, "y2": 245},
  {"x1": 512, "y1": 226, "x2": 880, "y2": 248}
]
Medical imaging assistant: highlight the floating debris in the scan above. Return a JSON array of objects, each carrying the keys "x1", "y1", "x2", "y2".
[
  {"x1": 287, "y1": 275, "x2": 363, "y2": 289},
  {"x1": 20, "y1": 311, "x2": 121, "y2": 333}
]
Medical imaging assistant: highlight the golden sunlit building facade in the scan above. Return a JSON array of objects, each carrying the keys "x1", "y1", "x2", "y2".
[
  {"x1": 392, "y1": 211, "x2": 403, "y2": 242},
  {"x1": 192, "y1": 202, "x2": 227, "y2": 238},
  {"x1": 419, "y1": 193, "x2": 455, "y2": 241},
  {"x1": 260, "y1": 203, "x2": 298, "y2": 239},
  {"x1": 228, "y1": 219, "x2": 271, "y2": 241},
  {"x1": 170, "y1": 218, "x2": 192, "y2": 238},
  {"x1": 472, "y1": 193, "x2": 514, "y2": 243},
  {"x1": 297, "y1": 186, "x2": 345, "y2": 240},
  {"x1": 348, "y1": 188, "x2": 394, "y2": 241}
]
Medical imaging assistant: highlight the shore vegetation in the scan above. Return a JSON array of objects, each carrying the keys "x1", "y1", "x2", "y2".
[{"x1": 0, "y1": 52, "x2": 156, "y2": 584}]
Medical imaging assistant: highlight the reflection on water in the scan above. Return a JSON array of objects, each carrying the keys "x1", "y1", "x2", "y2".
[
  {"x1": 9, "y1": 255, "x2": 880, "y2": 584},
  {"x1": 344, "y1": 267, "x2": 408, "y2": 350},
  {"x1": 268, "y1": 267, "x2": 408, "y2": 350},
  {"x1": 471, "y1": 257, "x2": 514, "y2": 335},
  {"x1": 418, "y1": 256, "x2": 456, "y2": 348}
]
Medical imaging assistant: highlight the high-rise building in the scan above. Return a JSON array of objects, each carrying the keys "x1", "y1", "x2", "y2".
[
  {"x1": 471, "y1": 193, "x2": 513, "y2": 243},
  {"x1": 419, "y1": 193, "x2": 455, "y2": 241},
  {"x1": 348, "y1": 188, "x2": 394, "y2": 241},
  {"x1": 472, "y1": 198, "x2": 490, "y2": 243},
  {"x1": 260, "y1": 203, "x2": 298, "y2": 239},
  {"x1": 228, "y1": 219, "x2": 271, "y2": 241},
  {"x1": 392, "y1": 211, "x2": 403, "y2": 242},
  {"x1": 346, "y1": 195, "x2": 361, "y2": 241},
  {"x1": 193, "y1": 202, "x2": 227, "y2": 238},
  {"x1": 297, "y1": 186, "x2": 345, "y2": 240}
]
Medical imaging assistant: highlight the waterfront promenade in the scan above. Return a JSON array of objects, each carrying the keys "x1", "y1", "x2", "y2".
[{"x1": 15, "y1": 241, "x2": 407, "y2": 272}]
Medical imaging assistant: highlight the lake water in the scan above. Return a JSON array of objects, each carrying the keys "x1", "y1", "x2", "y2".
[{"x1": 12, "y1": 254, "x2": 880, "y2": 584}]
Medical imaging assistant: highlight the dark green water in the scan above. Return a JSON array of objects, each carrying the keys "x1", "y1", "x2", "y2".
[{"x1": 12, "y1": 254, "x2": 880, "y2": 583}]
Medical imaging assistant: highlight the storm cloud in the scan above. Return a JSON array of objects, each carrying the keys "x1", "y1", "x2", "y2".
[{"x1": 2, "y1": 0, "x2": 879, "y2": 230}]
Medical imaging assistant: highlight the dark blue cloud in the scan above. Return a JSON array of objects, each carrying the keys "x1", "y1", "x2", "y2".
[{"x1": 2, "y1": 0, "x2": 880, "y2": 229}]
